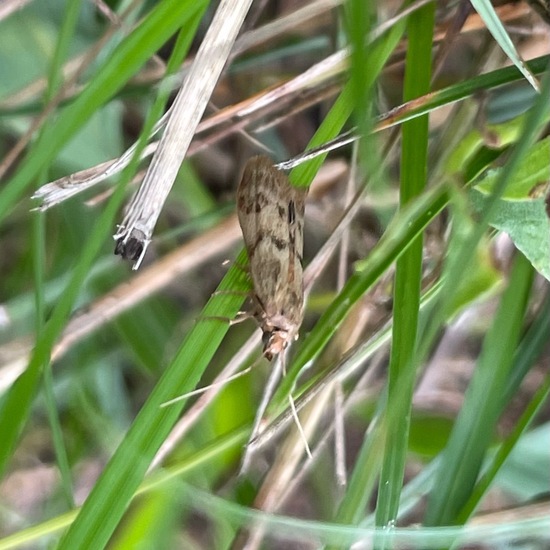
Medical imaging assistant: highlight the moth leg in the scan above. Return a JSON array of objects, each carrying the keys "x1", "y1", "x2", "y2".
[
  {"x1": 232, "y1": 311, "x2": 254, "y2": 324},
  {"x1": 231, "y1": 261, "x2": 250, "y2": 274},
  {"x1": 212, "y1": 289, "x2": 251, "y2": 297},
  {"x1": 197, "y1": 311, "x2": 254, "y2": 326},
  {"x1": 221, "y1": 256, "x2": 250, "y2": 275}
]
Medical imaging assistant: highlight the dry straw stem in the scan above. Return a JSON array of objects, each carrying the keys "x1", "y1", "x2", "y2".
[
  {"x1": 114, "y1": 0, "x2": 255, "y2": 268},
  {"x1": 279, "y1": 352, "x2": 386, "y2": 506},
  {"x1": 28, "y1": 0, "x2": 535, "y2": 210},
  {"x1": 150, "y1": 331, "x2": 261, "y2": 470},
  {"x1": 33, "y1": 54, "x2": 347, "y2": 210},
  {"x1": 232, "y1": 0, "x2": 343, "y2": 55},
  {"x1": 233, "y1": 390, "x2": 327, "y2": 550},
  {"x1": 33, "y1": 0, "x2": 438, "y2": 212},
  {"x1": 33, "y1": 75, "x2": 339, "y2": 210},
  {"x1": 235, "y1": 350, "x2": 380, "y2": 550}
]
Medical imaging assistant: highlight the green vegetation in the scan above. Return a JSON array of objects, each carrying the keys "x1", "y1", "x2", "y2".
[{"x1": 0, "y1": 1, "x2": 548, "y2": 548}]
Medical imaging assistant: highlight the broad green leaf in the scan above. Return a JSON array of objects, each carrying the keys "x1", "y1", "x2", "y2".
[
  {"x1": 474, "y1": 138, "x2": 550, "y2": 200},
  {"x1": 473, "y1": 191, "x2": 550, "y2": 280},
  {"x1": 471, "y1": 138, "x2": 550, "y2": 280}
]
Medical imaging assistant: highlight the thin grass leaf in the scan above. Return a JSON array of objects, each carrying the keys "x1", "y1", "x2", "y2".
[
  {"x1": 57, "y1": 257, "x2": 249, "y2": 548},
  {"x1": 0, "y1": 427, "x2": 248, "y2": 549},
  {"x1": 35, "y1": 0, "x2": 84, "y2": 510},
  {"x1": 273, "y1": 16, "x2": 407, "y2": 404},
  {"x1": 0, "y1": 170, "x2": 134, "y2": 478},
  {"x1": 288, "y1": 18, "x2": 406, "y2": 189},
  {"x1": 378, "y1": 55, "x2": 549, "y2": 132},
  {"x1": 503, "y1": 294, "x2": 550, "y2": 403},
  {"x1": 0, "y1": 0, "x2": 205, "y2": 492},
  {"x1": 417, "y1": 65, "x2": 550, "y2": 399},
  {"x1": 375, "y1": 0, "x2": 435, "y2": 531},
  {"x1": 0, "y1": 0, "x2": 207, "y2": 223},
  {"x1": 187, "y1": 485, "x2": 550, "y2": 548},
  {"x1": 457, "y1": 372, "x2": 550, "y2": 524},
  {"x1": 452, "y1": 294, "x2": 550, "y2": 524},
  {"x1": 470, "y1": 0, "x2": 540, "y2": 91},
  {"x1": 424, "y1": 252, "x2": 535, "y2": 526}
]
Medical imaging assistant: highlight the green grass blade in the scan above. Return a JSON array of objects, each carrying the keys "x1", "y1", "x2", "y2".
[
  {"x1": 289, "y1": 16, "x2": 405, "y2": 189},
  {"x1": 470, "y1": 0, "x2": 539, "y2": 90},
  {"x1": 424, "y1": 252, "x2": 534, "y2": 526},
  {"x1": 375, "y1": 0, "x2": 434, "y2": 530},
  {"x1": 457, "y1": 371, "x2": 550, "y2": 524},
  {"x1": 379, "y1": 55, "x2": 549, "y2": 131},
  {"x1": 273, "y1": 18, "x2": 407, "y2": 405},
  {"x1": 36, "y1": 0, "x2": 84, "y2": 510},
  {"x1": 453, "y1": 295, "x2": 550, "y2": 523},
  {"x1": 57, "y1": 258, "x2": 249, "y2": 548},
  {"x1": 0, "y1": 0, "x2": 207, "y2": 223},
  {"x1": 503, "y1": 294, "x2": 550, "y2": 403},
  {"x1": 275, "y1": 182, "x2": 449, "y2": 409},
  {"x1": 0, "y1": 0, "x2": 205, "y2": 488},
  {"x1": 418, "y1": 64, "x2": 550, "y2": 387},
  {"x1": 0, "y1": 427, "x2": 248, "y2": 549},
  {"x1": 0, "y1": 171, "x2": 134, "y2": 479}
]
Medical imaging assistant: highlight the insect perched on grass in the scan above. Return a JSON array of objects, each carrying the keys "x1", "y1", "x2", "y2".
[
  {"x1": 163, "y1": 156, "x2": 312, "y2": 461},
  {"x1": 237, "y1": 155, "x2": 308, "y2": 360}
]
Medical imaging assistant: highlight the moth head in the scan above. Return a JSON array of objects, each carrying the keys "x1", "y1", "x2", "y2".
[{"x1": 262, "y1": 329, "x2": 290, "y2": 361}]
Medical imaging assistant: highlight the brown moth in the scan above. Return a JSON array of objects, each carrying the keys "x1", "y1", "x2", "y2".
[{"x1": 237, "y1": 155, "x2": 308, "y2": 361}]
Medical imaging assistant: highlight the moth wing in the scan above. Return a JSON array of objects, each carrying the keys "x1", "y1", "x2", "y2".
[
  {"x1": 237, "y1": 155, "x2": 277, "y2": 254},
  {"x1": 236, "y1": 155, "x2": 307, "y2": 329}
]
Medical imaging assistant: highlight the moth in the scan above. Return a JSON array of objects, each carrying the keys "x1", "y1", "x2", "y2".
[{"x1": 237, "y1": 155, "x2": 308, "y2": 361}]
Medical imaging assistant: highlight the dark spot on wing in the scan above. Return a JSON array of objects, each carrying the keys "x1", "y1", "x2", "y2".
[
  {"x1": 238, "y1": 198, "x2": 254, "y2": 215},
  {"x1": 270, "y1": 236, "x2": 286, "y2": 250},
  {"x1": 257, "y1": 192, "x2": 269, "y2": 208},
  {"x1": 288, "y1": 229, "x2": 296, "y2": 247},
  {"x1": 278, "y1": 205, "x2": 286, "y2": 219},
  {"x1": 252, "y1": 234, "x2": 286, "y2": 251},
  {"x1": 288, "y1": 200, "x2": 296, "y2": 224}
]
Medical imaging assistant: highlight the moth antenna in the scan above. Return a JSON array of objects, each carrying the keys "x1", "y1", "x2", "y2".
[
  {"x1": 287, "y1": 392, "x2": 312, "y2": 459},
  {"x1": 160, "y1": 364, "x2": 255, "y2": 407},
  {"x1": 240, "y1": 353, "x2": 284, "y2": 475},
  {"x1": 281, "y1": 351, "x2": 312, "y2": 460}
]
